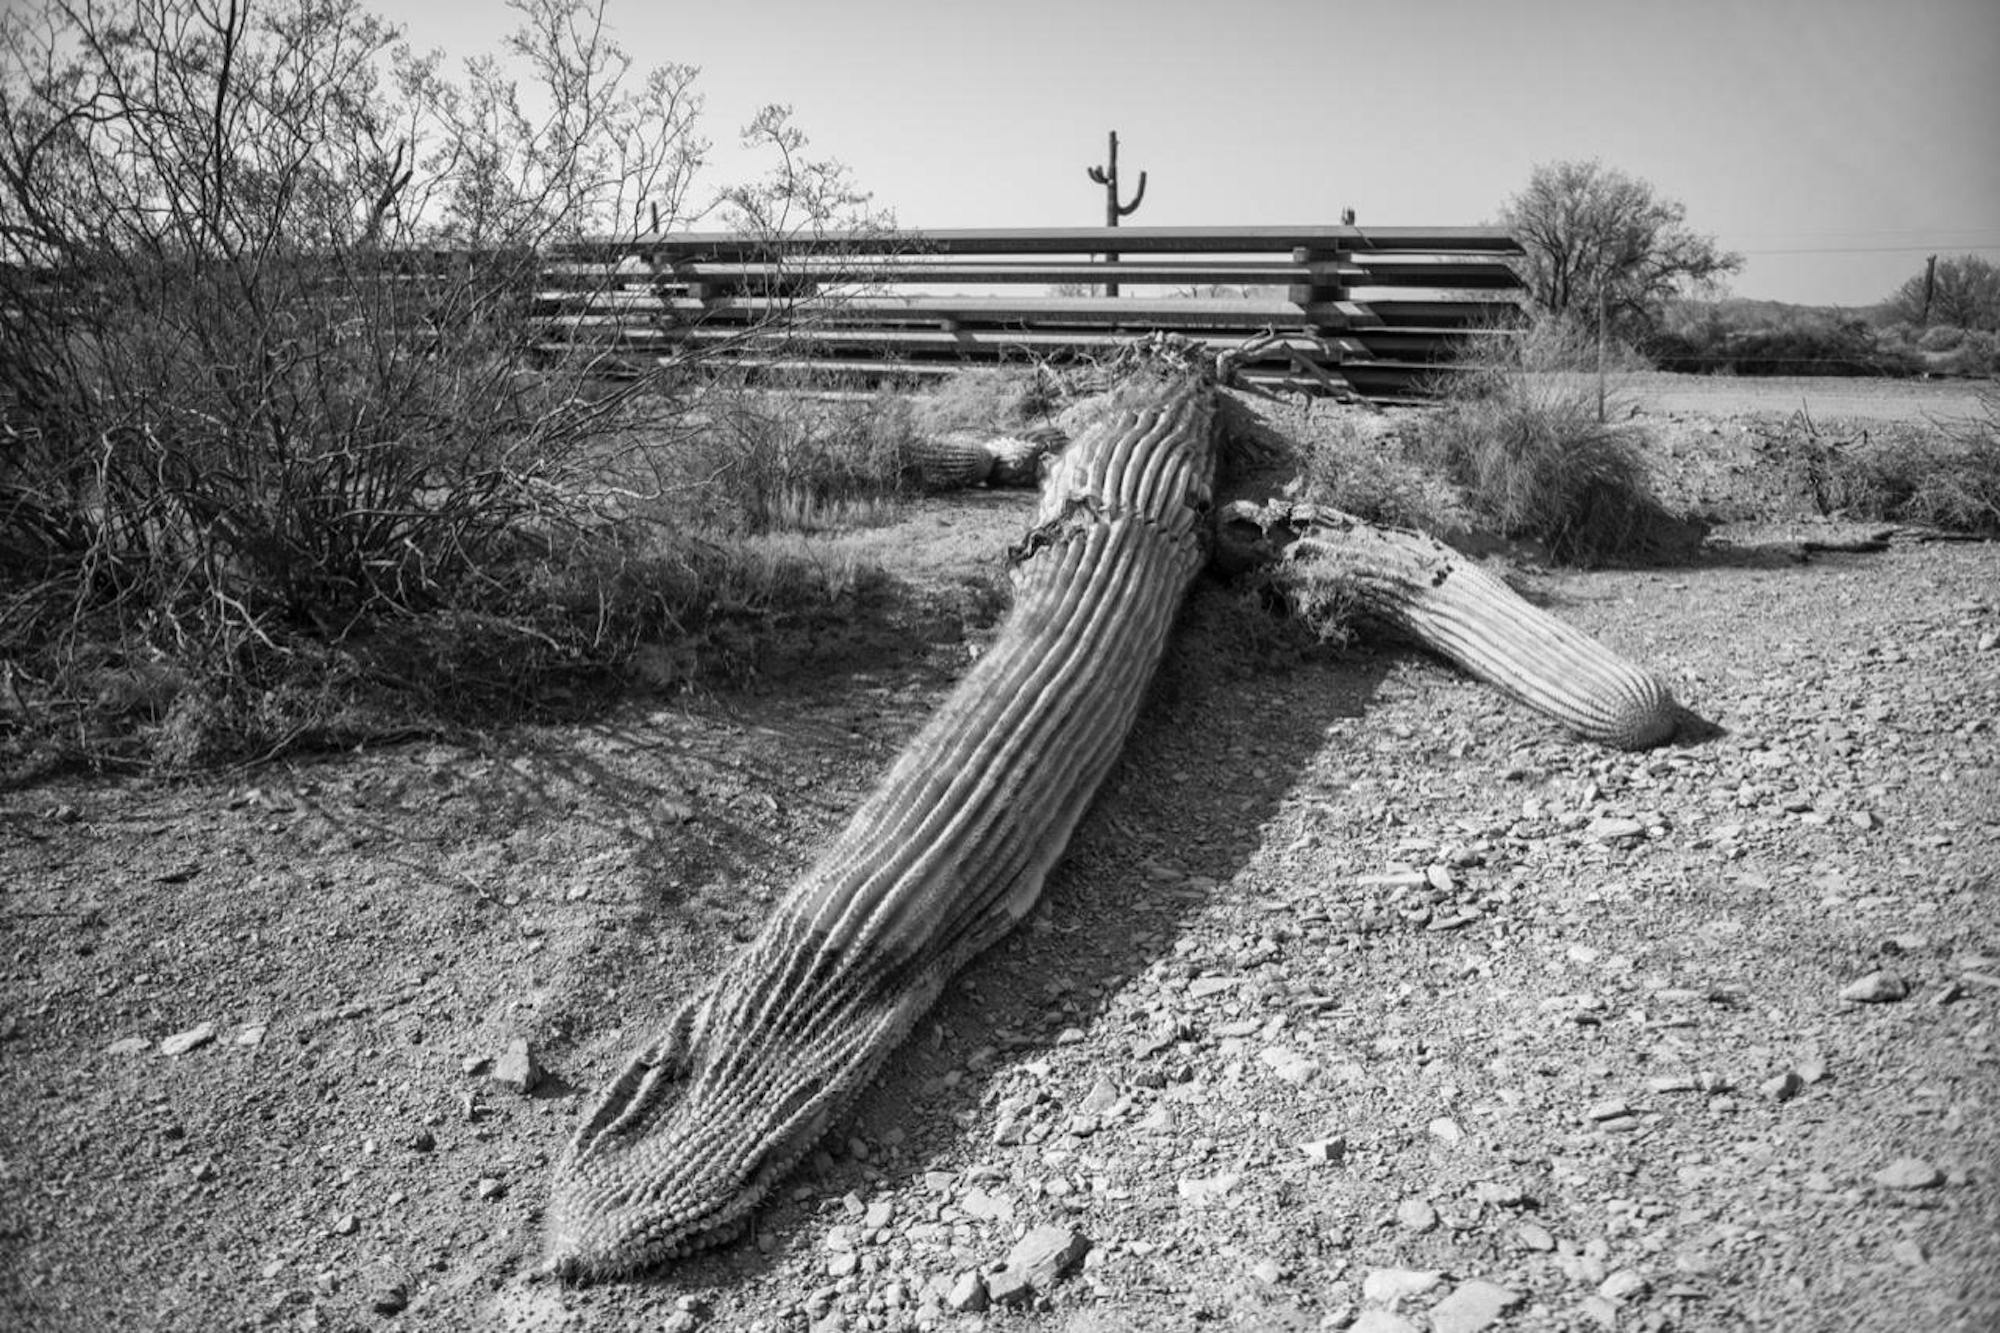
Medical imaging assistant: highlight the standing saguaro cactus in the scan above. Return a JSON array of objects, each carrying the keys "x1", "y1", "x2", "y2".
[{"x1": 1086, "y1": 130, "x2": 1147, "y2": 296}]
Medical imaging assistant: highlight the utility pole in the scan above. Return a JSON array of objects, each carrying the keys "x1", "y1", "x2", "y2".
[
  {"x1": 1086, "y1": 131, "x2": 1147, "y2": 297},
  {"x1": 1920, "y1": 253, "x2": 1938, "y2": 326}
]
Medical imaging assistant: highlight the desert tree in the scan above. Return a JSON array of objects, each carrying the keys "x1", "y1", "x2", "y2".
[
  {"x1": 0, "y1": 0, "x2": 879, "y2": 758},
  {"x1": 1501, "y1": 159, "x2": 1742, "y2": 332},
  {"x1": 1881, "y1": 254, "x2": 2000, "y2": 331}
]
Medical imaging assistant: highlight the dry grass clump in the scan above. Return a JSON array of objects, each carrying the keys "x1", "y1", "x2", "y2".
[
  {"x1": 1416, "y1": 317, "x2": 1689, "y2": 566},
  {"x1": 677, "y1": 385, "x2": 918, "y2": 534},
  {"x1": 911, "y1": 367, "x2": 1065, "y2": 438},
  {"x1": 1294, "y1": 411, "x2": 1470, "y2": 535}
]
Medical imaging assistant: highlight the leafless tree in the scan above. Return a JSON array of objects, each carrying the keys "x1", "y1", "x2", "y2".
[{"x1": 1501, "y1": 159, "x2": 1741, "y2": 330}]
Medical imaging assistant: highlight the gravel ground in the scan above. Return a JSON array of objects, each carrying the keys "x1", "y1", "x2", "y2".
[{"x1": 2, "y1": 395, "x2": 1996, "y2": 1333}]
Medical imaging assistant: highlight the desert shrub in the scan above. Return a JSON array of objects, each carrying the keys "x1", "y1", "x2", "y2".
[
  {"x1": 1918, "y1": 325, "x2": 1967, "y2": 353},
  {"x1": 0, "y1": 0, "x2": 890, "y2": 771},
  {"x1": 1928, "y1": 331, "x2": 2000, "y2": 379},
  {"x1": 1295, "y1": 412, "x2": 1469, "y2": 534},
  {"x1": 1415, "y1": 315, "x2": 1682, "y2": 566},
  {"x1": 678, "y1": 387, "x2": 916, "y2": 534},
  {"x1": 1779, "y1": 397, "x2": 2000, "y2": 535},
  {"x1": 1650, "y1": 303, "x2": 1922, "y2": 377},
  {"x1": 912, "y1": 367, "x2": 1064, "y2": 438}
]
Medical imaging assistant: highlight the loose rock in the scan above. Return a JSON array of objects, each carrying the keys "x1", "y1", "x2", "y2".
[
  {"x1": 945, "y1": 1272, "x2": 988, "y2": 1313},
  {"x1": 1361, "y1": 1268, "x2": 1444, "y2": 1304},
  {"x1": 493, "y1": 1038, "x2": 541, "y2": 1094},
  {"x1": 159, "y1": 1023, "x2": 215, "y2": 1057},
  {"x1": 1873, "y1": 1157, "x2": 1944, "y2": 1190},
  {"x1": 1838, "y1": 971, "x2": 1910, "y2": 1004},
  {"x1": 1003, "y1": 1223, "x2": 1089, "y2": 1291},
  {"x1": 1428, "y1": 1280, "x2": 1521, "y2": 1333}
]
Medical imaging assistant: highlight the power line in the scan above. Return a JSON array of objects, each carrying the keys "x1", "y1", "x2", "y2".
[{"x1": 1736, "y1": 244, "x2": 2000, "y2": 256}]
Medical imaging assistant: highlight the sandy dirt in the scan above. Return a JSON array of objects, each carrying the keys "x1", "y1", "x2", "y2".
[{"x1": 2, "y1": 377, "x2": 1996, "y2": 1333}]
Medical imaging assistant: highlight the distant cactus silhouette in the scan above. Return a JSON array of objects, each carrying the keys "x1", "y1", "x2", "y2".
[{"x1": 1086, "y1": 130, "x2": 1148, "y2": 296}]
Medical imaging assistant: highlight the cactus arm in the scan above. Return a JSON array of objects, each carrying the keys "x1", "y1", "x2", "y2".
[{"x1": 1222, "y1": 500, "x2": 1680, "y2": 750}]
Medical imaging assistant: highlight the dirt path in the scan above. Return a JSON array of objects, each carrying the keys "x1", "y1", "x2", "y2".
[
  {"x1": 1618, "y1": 372, "x2": 1988, "y2": 424},
  {"x1": 3, "y1": 416, "x2": 1997, "y2": 1332}
]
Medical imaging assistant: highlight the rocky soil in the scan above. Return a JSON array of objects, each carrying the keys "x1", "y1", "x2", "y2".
[{"x1": 2, "y1": 379, "x2": 1996, "y2": 1332}]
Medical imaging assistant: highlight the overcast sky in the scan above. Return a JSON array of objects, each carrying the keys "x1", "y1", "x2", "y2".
[{"x1": 395, "y1": 0, "x2": 2000, "y2": 308}]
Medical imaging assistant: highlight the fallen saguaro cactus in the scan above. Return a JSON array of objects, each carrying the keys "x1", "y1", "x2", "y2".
[
  {"x1": 907, "y1": 427, "x2": 1064, "y2": 491},
  {"x1": 545, "y1": 354, "x2": 1687, "y2": 1279},
  {"x1": 1217, "y1": 500, "x2": 1680, "y2": 750},
  {"x1": 546, "y1": 367, "x2": 1218, "y2": 1278}
]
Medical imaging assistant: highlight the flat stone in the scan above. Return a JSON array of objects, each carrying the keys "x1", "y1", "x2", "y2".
[
  {"x1": 1839, "y1": 970, "x2": 1910, "y2": 1003},
  {"x1": 1005, "y1": 1224, "x2": 1089, "y2": 1292},
  {"x1": 1587, "y1": 817, "x2": 1647, "y2": 844},
  {"x1": 1428, "y1": 1117, "x2": 1464, "y2": 1143},
  {"x1": 1395, "y1": 1198, "x2": 1438, "y2": 1233},
  {"x1": 1599, "y1": 1269, "x2": 1650, "y2": 1301},
  {"x1": 1361, "y1": 1267, "x2": 1443, "y2": 1304},
  {"x1": 1428, "y1": 1279, "x2": 1521, "y2": 1333},
  {"x1": 1579, "y1": 1294, "x2": 1620, "y2": 1329},
  {"x1": 1874, "y1": 1157, "x2": 1944, "y2": 1190},
  {"x1": 159, "y1": 1023, "x2": 215, "y2": 1057},
  {"x1": 106, "y1": 1036, "x2": 151, "y2": 1056},
  {"x1": 826, "y1": 1251, "x2": 857, "y2": 1279},
  {"x1": 1259, "y1": 1046, "x2": 1321, "y2": 1084},
  {"x1": 1517, "y1": 1222, "x2": 1557, "y2": 1251},
  {"x1": 958, "y1": 1186, "x2": 1013, "y2": 1221},
  {"x1": 1585, "y1": 1098, "x2": 1631, "y2": 1122},
  {"x1": 1177, "y1": 1172, "x2": 1242, "y2": 1204}
]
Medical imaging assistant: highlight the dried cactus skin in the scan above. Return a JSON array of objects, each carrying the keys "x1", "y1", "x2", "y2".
[
  {"x1": 545, "y1": 376, "x2": 1215, "y2": 1279},
  {"x1": 1242, "y1": 501, "x2": 1680, "y2": 750},
  {"x1": 907, "y1": 430, "x2": 996, "y2": 490}
]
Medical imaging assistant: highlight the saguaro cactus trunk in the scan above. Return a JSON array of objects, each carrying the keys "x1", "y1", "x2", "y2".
[
  {"x1": 545, "y1": 371, "x2": 1217, "y2": 1279},
  {"x1": 1086, "y1": 130, "x2": 1148, "y2": 297}
]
